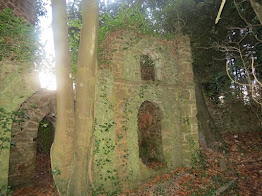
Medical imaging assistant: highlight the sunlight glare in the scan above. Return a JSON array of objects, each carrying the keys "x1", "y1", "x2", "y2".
[
  {"x1": 38, "y1": 0, "x2": 116, "y2": 91},
  {"x1": 38, "y1": 0, "x2": 56, "y2": 90},
  {"x1": 39, "y1": 71, "x2": 56, "y2": 90}
]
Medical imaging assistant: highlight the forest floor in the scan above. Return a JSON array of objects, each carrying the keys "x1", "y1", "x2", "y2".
[{"x1": 11, "y1": 131, "x2": 262, "y2": 196}]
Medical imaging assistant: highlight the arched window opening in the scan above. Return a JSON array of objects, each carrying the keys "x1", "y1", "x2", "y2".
[
  {"x1": 35, "y1": 114, "x2": 55, "y2": 186},
  {"x1": 138, "y1": 101, "x2": 165, "y2": 169},
  {"x1": 140, "y1": 55, "x2": 155, "y2": 81}
]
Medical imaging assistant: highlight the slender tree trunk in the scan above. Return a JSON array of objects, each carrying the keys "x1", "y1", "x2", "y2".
[
  {"x1": 250, "y1": 0, "x2": 262, "y2": 24},
  {"x1": 69, "y1": 0, "x2": 99, "y2": 195},
  {"x1": 50, "y1": 0, "x2": 75, "y2": 194}
]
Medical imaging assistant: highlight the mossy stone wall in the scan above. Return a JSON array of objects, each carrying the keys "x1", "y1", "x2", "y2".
[
  {"x1": 0, "y1": 60, "x2": 39, "y2": 193},
  {"x1": 3, "y1": 30, "x2": 198, "y2": 194},
  {"x1": 92, "y1": 30, "x2": 199, "y2": 193},
  {"x1": 8, "y1": 90, "x2": 56, "y2": 188}
]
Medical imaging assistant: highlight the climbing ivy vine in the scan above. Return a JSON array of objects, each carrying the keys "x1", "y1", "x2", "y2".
[
  {"x1": 92, "y1": 79, "x2": 120, "y2": 195},
  {"x1": 68, "y1": 3, "x2": 174, "y2": 73},
  {"x1": 0, "y1": 108, "x2": 24, "y2": 153},
  {"x1": 0, "y1": 8, "x2": 40, "y2": 62}
]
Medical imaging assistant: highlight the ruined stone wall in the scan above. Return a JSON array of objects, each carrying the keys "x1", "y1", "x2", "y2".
[
  {"x1": 0, "y1": 2, "x2": 37, "y2": 192},
  {"x1": 92, "y1": 30, "x2": 199, "y2": 193},
  {"x1": 6, "y1": 30, "x2": 198, "y2": 193},
  {"x1": 8, "y1": 90, "x2": 56, "y2": 188},
  {"x1": 0, "y1": 0, "x2": 35, "y2": 24},
  {"x1": 177, "y1": 36, "x2": 199, "y2": 165},
  {"x1": 0, "y1": 60, "x2": 39, "y2": 193}
]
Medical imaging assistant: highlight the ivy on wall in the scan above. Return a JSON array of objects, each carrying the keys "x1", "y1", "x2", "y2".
[
  {"x1": 0, "y1": 108, "x2": 24, "y2": 153},
  {"x1": 68, "y1": 3, "x2": 175, "y2": 73},
  {"x1": 92, "y1": 79, "x2": 120, "y2": 195},
  {"x1": 0, "y1": 8, "x2": 39, "y2": 62}
]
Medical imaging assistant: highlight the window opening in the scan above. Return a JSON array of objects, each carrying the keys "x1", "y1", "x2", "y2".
[{"x1": 140, "y1": 55, "x2": 155, "y2": 81}]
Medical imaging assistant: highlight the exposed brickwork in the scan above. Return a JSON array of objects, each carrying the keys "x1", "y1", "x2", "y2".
[
  {"x1": 0, "y1": 0, "x2": 36, "y2": 24},
  {"x1": 8, "y1": 90, "x2": 56, "y2": 188},
  {"x1": 0, "y1": 59, "x2": 39, "y2": 191},
  {"x1": 177, "y1": 36, "x2": 199, "y2": 165},
  {"x1": 93, "y1": 30, "x2": 199, "y2": 192},
  {"x1": 8, "y1": 30, "x2": 199, "y2": 192}
]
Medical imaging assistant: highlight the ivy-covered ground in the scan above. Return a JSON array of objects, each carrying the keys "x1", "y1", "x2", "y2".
[{"x1": 12, "y1": 131, "x2": 262, "y2": 196}]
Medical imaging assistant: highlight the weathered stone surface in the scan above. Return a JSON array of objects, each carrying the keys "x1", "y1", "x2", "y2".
[
  {"x1": 0, "y1": 2, "x2": 37, "y2": 193},
  {"x1": 0, "y1": 0, "x2": 35, "y2": 24},
  {"x1": 93, "y1": 30, "x2": 199, "y2": 193},
  {"x1": 7, "y1": 30, "x2": 199, "y2": 194},
  {"x1": 0, "y1": 59, "x2": 39, "y2": 193},
  {"x1": 8, "y1": 90, "x2": 56, "y2": 188}
]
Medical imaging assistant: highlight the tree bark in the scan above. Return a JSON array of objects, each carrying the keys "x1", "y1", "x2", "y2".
[
  {"x1": 194, "y1": 72, "x2": 223, "y2": 148},
  {"x1": 250, "y1": 0, "x2": 262, "y2": 24},
  {"x1": 50, "y1": 0, "x2": 75, "y2": 194},
  {"x1": 69, "y1": 0, "x2": 99, "y2": 195}
]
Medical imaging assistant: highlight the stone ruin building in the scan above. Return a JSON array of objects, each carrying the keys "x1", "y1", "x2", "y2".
[
  {"x1": 9, "y1": 90, "x2": 56, "y2": 187},
  {"x1": 92, "y1": 30, "x2": 199, "y2": 192},
  {"x1": 8, "y1": 30, "x2": 199, "y2": 192},
  {"x1": 0, "y1": 0, "x2": 37, "y2": 190}
]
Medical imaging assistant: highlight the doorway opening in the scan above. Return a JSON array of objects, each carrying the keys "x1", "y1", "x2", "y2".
[
  {"x1": 137, "y1": 101, "x2": 165, "y2": 169},
  {"x1": 35, "y1": 114, "x2": 55, "y2": 186}
]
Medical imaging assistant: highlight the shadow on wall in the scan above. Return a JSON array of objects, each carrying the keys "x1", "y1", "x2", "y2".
[
  {"x1": 138, "y1": 101, "x2": 166, "y2": 169},
  {"x1": 34, "y1": 114, "x2": 55, "y2": 186}
]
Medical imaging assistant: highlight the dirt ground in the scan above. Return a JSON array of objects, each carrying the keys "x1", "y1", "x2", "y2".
[
  {"x1": 12, "y1": 153, "x2": 58, "y2": 196},
  {"x1": 12, "y1": 131, "x2": 262, "y2": 195}
]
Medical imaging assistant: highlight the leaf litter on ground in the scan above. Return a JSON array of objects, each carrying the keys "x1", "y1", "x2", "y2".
[{"x1": 12, "y1": 131, "x2": 262, "y2": 195}]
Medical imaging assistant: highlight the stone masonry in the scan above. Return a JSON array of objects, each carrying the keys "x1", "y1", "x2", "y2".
[
  {"x1": 0, "y1": 59, "x2": 39, "y2": 193},
  {"x1": 7, "y1": 30, "x2": 199, "y2": 193},
  {"x1": 0, "y1": 0, "x2": 35, "y2": 24},
  {"x1": 92, "y1": 30, "x2": 199, "y2": 193},
  {"x1": 8, "y1": 90, "x2": 56, "y2": 188},
  {"x1": 0, "y1": 1, "x2": 36, "y2": 193}
]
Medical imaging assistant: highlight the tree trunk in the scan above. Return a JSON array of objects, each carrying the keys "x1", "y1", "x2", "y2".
[
  {"x1": 50, "y1": 0, "x2": 75, "y2": 194},
  {"x1": 250, "y1": 0, "x2": 262, "y2": 24},
  {"x1": 69, "y1": 0, "x2": 99, "y2": 195},
  {"x1": 194, "y1": 72, "x2": 223, "y2": 148}
]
